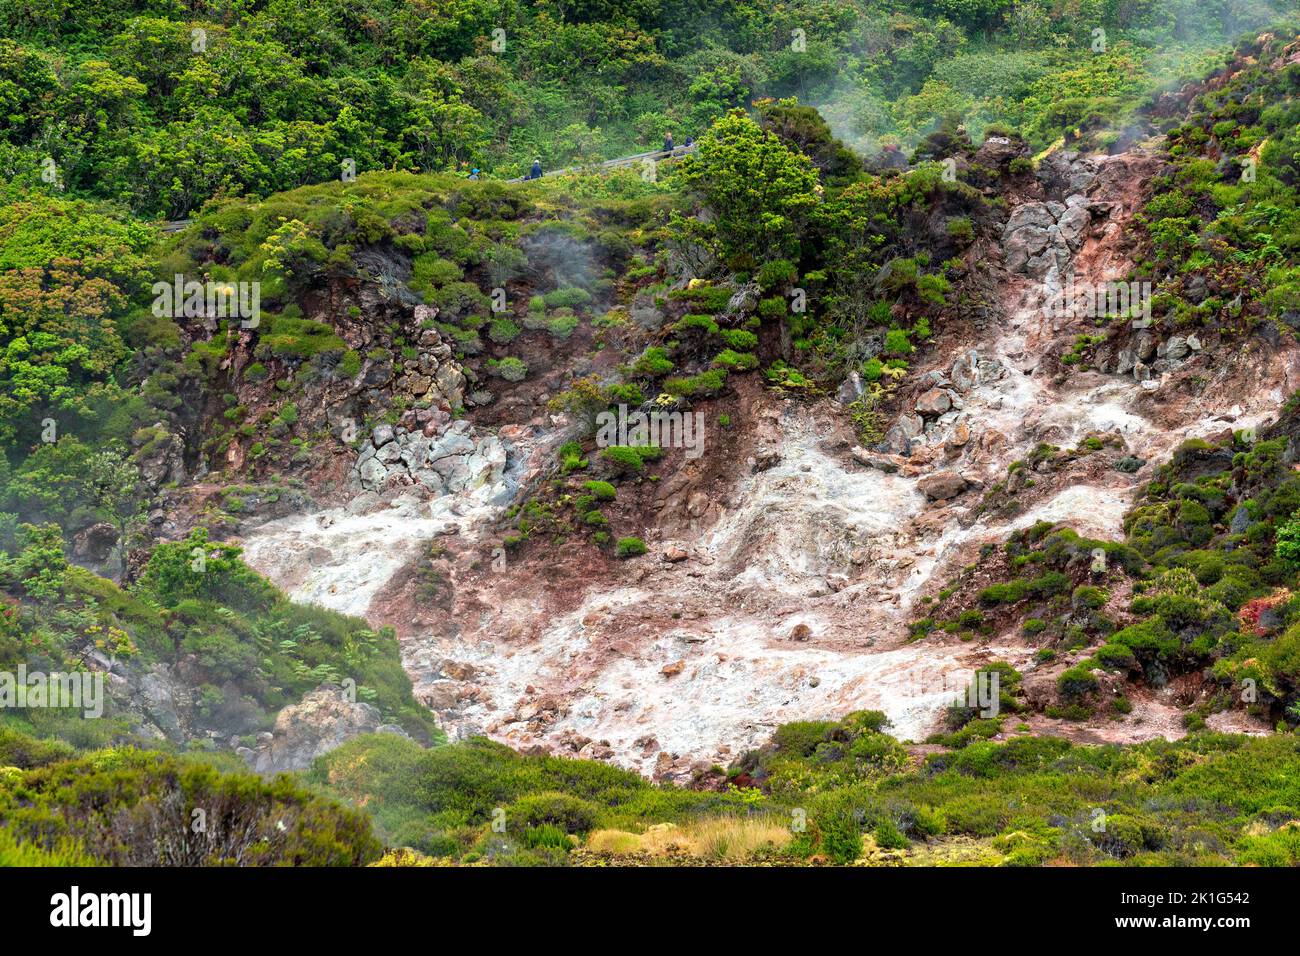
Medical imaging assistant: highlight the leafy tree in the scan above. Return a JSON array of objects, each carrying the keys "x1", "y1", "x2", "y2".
[
  {"x1": 137, "y1": 528, "x2": 275, "y2": 613},
  {"x1": 673, "y1": 110, "x2": 820, "y2": 268},
  {"x1": 0, "y1": 522, "x2": 69, "y2": 601},
  {"x1": 0, "y1": 194, "x2": 151, "y2": 446}
]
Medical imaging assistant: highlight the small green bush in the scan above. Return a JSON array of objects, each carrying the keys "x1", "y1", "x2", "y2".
[
  {"x1": 583, "y1": 480, "x2": 616, "y2": 501},
  {"x1": 489, "y1": 356, "x2": 528, "y2": 382},
  {"x1": 616, "y1": 537, "x2": 647, "y2": 558}
]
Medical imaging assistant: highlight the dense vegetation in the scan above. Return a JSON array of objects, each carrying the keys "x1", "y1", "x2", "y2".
[
  {"x1": 3, "y1": 0, "x2": 1290, "y2": 216},
  {"x1": 0, "y1": 521, "x2": 440, "y2": 746},
  {"x1": 303, "y1": 719, "x2": 1300, "y2": 866},
  {"x1": 0, "y1": 727, "x2": 380, "y2": 865},
  {"x1": 914, "y1": 401, "x2": 1300, "y2": 733}
]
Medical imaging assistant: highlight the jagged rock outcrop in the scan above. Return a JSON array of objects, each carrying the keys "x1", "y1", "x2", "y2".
[
  {"x1": 1003, "y1": 195, "x2": 1092, "y2": 279},
  {"x1": 72, "y1": 522, "x2": 118, "y2": 565},
  {"x1": 390, "y1": 306, "x2": 469, "y2": 408},
  {"x1": 352, "y1": 418, "x2": 508, "y2": 494},
  {"x1": 247, "y1": 684, "x2": 410, "y2": 775},
  {"x1": 973, "y1": 135, "x2": 1028, "y2": 169},
  {"x1": 136, "y1": 425, "x2": 187, "y2": 489},
  {"x1": 1002, "y1": 151, "x2": 1107, "y2": 281}
]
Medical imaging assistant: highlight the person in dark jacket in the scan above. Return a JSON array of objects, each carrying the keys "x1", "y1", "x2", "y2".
[
  {"x1": 662, "y1": 132, "x2": 674, "y2": 153},
  {"x1": 529, "y1": 158, "x2": 542, "y2": 180}
]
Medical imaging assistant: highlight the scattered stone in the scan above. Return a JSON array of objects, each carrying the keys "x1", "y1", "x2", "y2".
[
  {"x1": 1164, "y1": 335, "x2": 1190, "y2": 360},
  {"x1": 973, "y1": 135, "x2": 1025, "y2": 169},
  {"x1": 916, "y1": 388, "x2": 952, "y2": 416},
  {"x1": 944, "y1": 423, "x2": 971, "y2": 454},
  {"x1": 1057, "y1": 204, "x2": 1090, "y2": 250},
  {"x1": 72, "y1": 522, "x2": 118, "y2": 564},
  {"x1": 1230, "y1": 505, "x2": 1251, "y2": 534},
  {"x1": 1134, "y1": 332, "x2": 1157, "y2": 361},
  {"x1": 950, "y1": 351, "x2": 980, "y2": 391},
  {"x1": 851, "y1": 447, "x2": 905, "y2": 472},
  {"x1": 917, "y1": 471, "x2": 970, "y2": 501},
  {"x1": 357, "y1": 458, "x2": 388, "y2": 489},
  {"x1": 884, "y1": 426, "x2": 913, "y2": 456}
]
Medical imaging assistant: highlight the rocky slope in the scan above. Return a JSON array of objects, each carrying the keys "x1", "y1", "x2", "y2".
[{"x1": 233, "y1": 134, "x2": 1296, "y2": 778}]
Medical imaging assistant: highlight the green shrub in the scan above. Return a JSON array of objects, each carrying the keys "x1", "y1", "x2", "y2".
[
  {"x1": 946, "y1": 217, "x2": 974, "y2": 242},
  {"x1": 1094, "y1": 643, "x2": 1137, "y2": 671},
  {"x1": 632, "y1": 347, "x2": 674, "y2": 377},
  {"x1": 338, "y1": 350, "x2": 362, "y2": 378},
  {"x1": 600, "y1": 445, "x2": 661, "y2": 475},
  {"x1": 773, "y1": 721, "x2": 835, "y2": 757},
  {"x1": 1276, "y1": 517, "x2": 1300, "y2": 562},
  {"x1": 674, "y1": 313, "x2": 720, "y2": 334},
  {"x1": 544, "y1": 287, "x2": 592, "y2": 310},
  {"x1": 1072, "y1": 585, "x2": 1108, "y2": 609},
  {"x1": 616, "y1": 537, "x2": 647, "y2": 558},
  {"x1": 583, "y1": 480, "x2": 617, "y2": 501},
  {"x1": 719, "y1": 328, "x2": 759, "y2": 350},
  {"x1": 713, "y1": 349, "x2": 758, "y2": 371},
  {"x1": 1109, "y1": 618, "x2": 1179, "y2": 662},
  {"x1": 884, "y1": 328, "x2": 912, "y2": 355},
  {"x1": 1057, "y1": 665, "x2": 1100, "y2": 699},
  {"x1": 489, "y1": 357, "x2": 528, "y2": 382},
  {"x1": 873, "y1": 819, "x2": 910, "y2": 850},
  {"x1": 488, "y1": 317, "x2": 521, "y2": 344},
  {"x1": 756, "y1": 259, "x2": 797, "y2": 291},
  {"x1": 0, "y1": 748, "x2": 381, "y2": 866},
  {"x1": 508, "y1": 792, "x2": 600, "y2": 834},
  {"x1": 979, "y1": 580, "x2": 1027, "y2": 605},
  {"x1": 558, "y1": 441, "x2": 588, "y2": 474},
  {"x1": 547, "y1": 313, "x2": 579, "y2": 338},
  {"x1": 605, "y1": 383, "x2": 645, "y2": 405},
  {"x1": 663, "y1": 369, "x2": 726, "y2": 397}
]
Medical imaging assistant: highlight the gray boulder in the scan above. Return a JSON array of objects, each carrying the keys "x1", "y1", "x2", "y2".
[{"x1": 249, "y1": 684, "x2": 410, "y2": 776}]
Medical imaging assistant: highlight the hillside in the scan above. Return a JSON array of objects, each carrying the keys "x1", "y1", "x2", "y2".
[{"x1": 2, "y1": 1, "x2": 1300, "y2": 874}]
